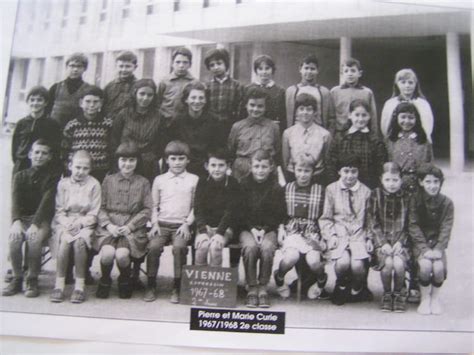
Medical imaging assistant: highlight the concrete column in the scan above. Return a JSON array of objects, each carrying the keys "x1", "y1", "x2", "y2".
[
  {"x1": 189, "y1": 45, "x2": 202, "y2": 79},
  {"x1": 250, "y1": 42, "x2": 265, "y2": 83},
  {"x1": 154, "y1": 46, "x2": 171, "y2": 82},
  {"x1": 43, "y1": 57, "x2": 56, "y2": 88},
  {"x1": 446, "y1": 32, "x2": 465, "y2": 173},
  {"x1": 339, "y1": 36, "x2": 352, "y2": 85}
]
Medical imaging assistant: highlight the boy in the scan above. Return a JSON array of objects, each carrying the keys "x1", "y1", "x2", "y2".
[
  {"x1": 330, "y1": 58, "x2": 378, "y2": 137},
  {"x1": 62, "y1": 86, "x2": 113, "y2": 183},
  {"x1": 228, "y1": 87, "x2": 281, "y2": 182},
  {"x1": 282, "y1": 93, "x2": 331, "y2": 185},
  {"x1": 145, "y1": 141, "x2": 199, "y2": 303},
  {"x1": 239, "y1": 150, "x2": 286, "y2": 308},
  {"x1": 102, "y1": 51, "x2": 138, "y2": 118},
  {"x1": 50, "y1": 150, "x2": 101, "y2": 303},
  {"x1": 204, "y1": 48, "x2": 243, "y2": 138},
  {"x1": 156, "y1": 47, "x2": 196, "y2": 125},
  {"x1": 241, "y1": 55, "x2": 286, "y2": 133},
  {"x1": 274, "y1": 153, "x2": 328, "y2": 300},
  {"x1": 409, "y1": 163, "x2": 454, "y2": 315},
  {"x1": 194, "y1": 148, "x2": 241, "y2": 267},
  {"x1": 11, "y1": 86, "x2": 61, "y2": 175},
  {"x1": 319, "y1": 154, "x2": 373, "y2": 305},
  {"x1": 286, "y1": 54, "x2": 334, "y2": 130},
  {"x1": 2, "y1": 139, "x2": 61, "y2": 298},
  {"x1": 48, "y1": 52, "x2": 92, "y2": 129}
]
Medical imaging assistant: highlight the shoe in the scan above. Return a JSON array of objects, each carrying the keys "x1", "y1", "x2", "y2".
[
  {"x1": 393, "y1": 292, "x2": 407, "y2": 313},
  {"x1": 118, "y1": 280, "x2": 133, "y2": 299},
  {"x1": 246, "y1": 293, "x2": 258, "y2": 308},
  {"x1": 96, "y1": 279, "x2": 112, "y2": 299},
  {"x1": 71, "y1": 289, "x2": 86, "y2": 304},
  {"x1": 331, "y1": 284, "x2": 348, "y2": 306},
  {"x1": 4, "y1": 269, "x2": 13, "y2": 283},
  {"x1": 130, "y1": 277, "x2": 146, "y2": 291},
  {"x1": 430, "y1": 286, "x2": 443, "y2": 315},
  {"x1": 318, "y1": 289, "x2": 331, "y2": 300},
  {"x1": 85, "y1": 271, "x2": 95, "y2": 285},
  {"x1": 24, "y1": 278, "x2": 40, "y2": 298},
  {"x1": 307, "y1": 283, "x2": 322, "y2": 300},
  {"x1": 380, "y1": 292, "x2": 393, "y2": 312},
  {"x1": 143, "y1": 285, "x2": 157, "y2": 302},
  {"x1": 2, "y1": 278, "x2": 23, "y2": 296},
  {"x1": 273, "y1": 270, "x2": 290, "y2": 299},
  {"x1": 258, "y1": 293, "x2": 270, "y2": 308},
  {"x1": 50, "y1": 288, "x2": 65, "y2": 303},
  {"x1": 408, "y1": 288, "x2": 421, "y2": 304},
  {"x1": 65, "y1": 271, "x2": 74, "y2": 285},
  {"x1": 170, "y1": 288, "x2": 179, "y2": 304},
  {"x1": 351, "y1": 286, "x2": 373, "y2": 303}
]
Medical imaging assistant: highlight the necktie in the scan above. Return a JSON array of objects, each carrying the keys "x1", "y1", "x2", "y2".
[{"x1": 346, "y1": 189, "x2": 356, "y2": 216}]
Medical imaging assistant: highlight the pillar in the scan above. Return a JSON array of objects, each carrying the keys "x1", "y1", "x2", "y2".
[
  {"x1": 189, "y1": 45, "x2": 202, "y2": 80},
  {"x1": 446, "y1": 32, "x2": 465, "y2": 173},
  {"x1": 154, "y1": 46, "x2": 171, "y2": 82},
  {"x1": 339, "y1": 37, "x2": 352, "y2": 85}
]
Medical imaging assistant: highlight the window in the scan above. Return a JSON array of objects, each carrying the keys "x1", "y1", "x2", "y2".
[
  {"x1": 27, "y1": 0, "x2": 36, "y2": 32},
  {"x1": 146, "y1": 0, "x2": 158, "y2": 15},
  {"x1": 54, "y1": 57, "x2": 64, "y2": 82},
  {"x1": 79, "y1": 0, "x2": 88, "y2": 25},
  {"x1": 142, "y1": 49, "x2": 155, "y2": 78},
  {"x1": 100, "y1": 0, "x2": 108, "y2": 21},
  {"x1": 236, "y1": 0, "x2": 242, "y2": 3},
  {"x1": 61, "y1": 0, "x2": 69, "y2": 27},
  {"x1": 37, "y1": 58, "x2": 46, "y2": 85},
  {"x1": 43, "y1": 0, "x2": 52, "y2": 30},
  {"x1": 173, "y1": 0, "x2": 180, "y2": 12},
  {"x1": 203, "y1": 0, "x2": 210, "y2": 7},
  {"x1": 18, "y1": 59, "x2": 30, "y2": 101},
  {"x1": 122, "y1": 0, "x2": 131, "y2": 18},
  {"x1": 94, "y1": 53, "x2": 103, "y2": 86}
]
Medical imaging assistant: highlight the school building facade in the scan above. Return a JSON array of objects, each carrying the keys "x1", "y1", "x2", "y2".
[{"x1": 3, "y1": 0, "x2": 472, "y2": 172}]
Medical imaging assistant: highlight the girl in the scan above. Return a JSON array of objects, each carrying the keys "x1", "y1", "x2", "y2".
[
  {"x1": 50, "y1": 150, "x2": 101, "y2": 304},
  {"x1": 111, "y1": 79, "x2": 164, "y2": 183},
  {"x1": 169, "y1": 81, "x2": 226, "y2": 177},
  {"x1": 385, "y1": 102, "x2": 433, "y2": 195},
  {"x1": 274, "y1": 153, "x2": 328, "y2": 300},
  {"x1": 409, "y1": 163, "x2": 454, "y2": 315},
  {"x1": 327, "y1": 99, "x2": 387, "y2": 189},
  {"x1": 368, "y1": 162, "x2": 410, "y2": 312},
  {"x1": 94, "y1": 141, "x2": 152, "y2": 299},
  {"x1": 380, "y1": 69, "x2": 434, "y2": 142}
]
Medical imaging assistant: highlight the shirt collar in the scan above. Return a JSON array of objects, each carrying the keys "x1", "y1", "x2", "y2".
[
  {"x1": 166, "y1": 170, "x2": 188, "y2": 179},
  {"x1": 214, "y1": 75, "x2": 229, "y2": 84},
  {"x1": 118, "y1": 172, "x2": 135, "y2": 181},
  {"x1": 296, "y1": 122, "x2": 316, "y2": 133},
  {"x1": 70, "y1": 175, "x2": 90, "y2": 186},
  {"x1": 207, "y1": 174, "x2": 229, "y2": 187},
  {"x1": 170, "y1": 72, "x2": 194, "y2": 81},
  {"x1": 255, "y1": 80, "x2": 275, "y2": 88},
  {"x1": 398, "y1": 132, "x2": 417, "y2": 139},
  {"x1": 382, "y1": 188, "x2": 403, "y2": 198},
  {"x1": 338, "y1": 180, "x2": 360, "y2": 192},
  {"x1": 340, "y1": 82, "x2": 363, "y2": 89},
  {"x1": 299, "y1": 81, "x2": 318, "y2": 87},
  {"x1": 348, "y1": 126, "x2": 370, "y2": 134},
  {"x1": 247, "y1": 116, "x2": 265, "y2": 126}
]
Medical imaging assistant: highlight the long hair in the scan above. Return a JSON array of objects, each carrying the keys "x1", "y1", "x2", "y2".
[
  {"x1": 387, "y1": 102, "x2": 427, "y2": 144},
  {"x1": 391, "y1": 69, "x2": 425, "y2": 99},
  {"x1": 132, "y1": 79, "x2": 158, "y2": 111}
]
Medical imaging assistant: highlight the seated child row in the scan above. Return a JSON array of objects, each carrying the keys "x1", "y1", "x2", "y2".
[
  {"x1": 14, "y1": 82, "x2": 433, "y2": 195},
  {"x1": 4, "y1": 137, "x2": 453, "y2": 317}
]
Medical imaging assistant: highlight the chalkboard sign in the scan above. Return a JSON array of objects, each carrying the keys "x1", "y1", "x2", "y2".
[{"x1": 180, "y1": 265, "x2": 238, "y2": 308}]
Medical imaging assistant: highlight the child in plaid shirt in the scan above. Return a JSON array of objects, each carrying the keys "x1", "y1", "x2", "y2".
[
  {"x1": 368, "y1": 162, "x2": 410, "y2": 312},
  {"x1": 327, "y1": 99, "x2": 387, "y2": 189},
  {"x1": 274, "y1": 153, "x2": 328, "y2": 300},
  {"x1": 320, "y1": 154, "x2": 373, "y2": 306}
]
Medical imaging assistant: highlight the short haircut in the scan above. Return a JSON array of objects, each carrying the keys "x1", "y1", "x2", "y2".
[
  {"x1": 387, "y1": 102, "x2": 427, "y2": 144},
  {"x1": 381, "y1": 162, "x2": 401, "y2": 176},
  {"x1": 295, "y1": 93, "x2": 318, "y2": 112},
  {"x1": 31, "y1": 138, "x2": 53, "y2": 152},
  {"x1": 207, "y1": 147, "x2": 231, "y2": 163},
  {"x1": 342, "y1": 57, "x2": 362, "y2": 70},
  {"x1": 204, "y1": 48, "x2": 230, "y2": 71},
  {"x1": 71, "y1": 150, "x2": 92, "y2": 164},
  {"x1": 116, "y1": 50, "x2": 138, "y2": 65},
  {"x1": 164, "y1": 140, "x2": 190, "y2": 158},
  {"x1": 115, "y1": 139, "x2": 140, "y2": 159},
  {"x1": 300, "y1": 54, "x2": 319, "y2": 68},
  {"x1": 349, "y1": 99, "x2": 370, "y2": 114},
  {"x1": 66, "y1": 52, "x2": 88, "y2": 69},
  {"x1": 336, "y1": 153, "x2": 361, "y2": 171},
  {"x1": 172, "y1": 47, "x2": 192, "y2": 63},
  {"x1": 80, "y1": 86, "x2": 104, "y2": 100},
  {"x1": 417, "y1": 163, "x2": 444, "y2": 183},
  {"x1": 251, "y1": 149, "x2": 273, "y2": 165},
  {"x1": 253, "y1": 54, "x2": 275, "y2": 74},
  {"x1": 244, "y1": 86, "x2": 267, "y2": 104},
  {"x1": 293, "y1": 152, "x2": 316, "y2": 170},
  {"x1": 181, "y1": 81, "x2": 209, "y2": 110},
  {"x1": 26, "y1": 86, "x2": 49, "y2": 102}
]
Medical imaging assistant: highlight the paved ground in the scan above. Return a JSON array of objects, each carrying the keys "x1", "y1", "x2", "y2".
[{"x1": 0, "y1": 135, "x2": 472, "y2": 333}]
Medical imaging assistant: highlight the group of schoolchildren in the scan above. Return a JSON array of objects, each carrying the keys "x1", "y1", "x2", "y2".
[{"x1": 3, "y1": 46, "x2": 454, "y2": 317}]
